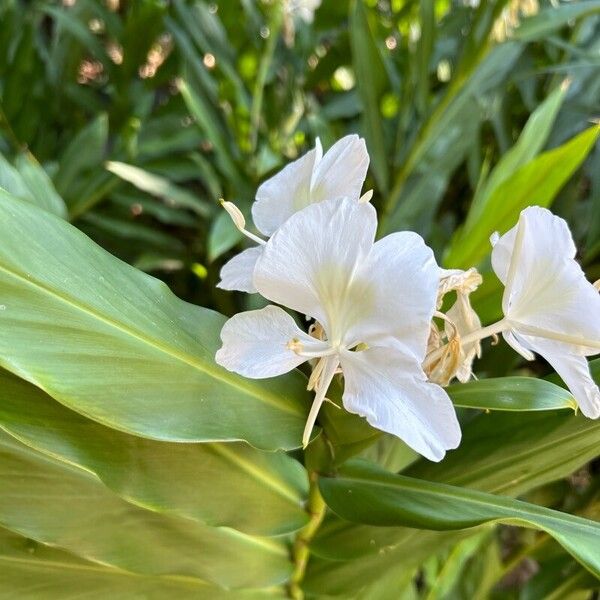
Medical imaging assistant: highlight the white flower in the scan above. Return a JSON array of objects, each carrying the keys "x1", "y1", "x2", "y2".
[
  {"x1": 491, "y1": 206, "x2": 600, "y2": 418},
  {"x1": 217, "y1": 135, "x2": 369, "y2": 294},
  {"x1": 287, "y1": 0, "x2": 322, "y2": 24},
  {"x1": 216, "y1": 197, "x2": 461, "y2": 461}
]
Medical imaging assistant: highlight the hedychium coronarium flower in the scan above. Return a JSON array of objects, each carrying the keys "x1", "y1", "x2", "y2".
[
  {"x1": 217, "y1": 135, "x2": 370, "y2": 294},
  {"x1": 216, "y1": 197, "x2": 462, "y2": 462},
  {"x1": 429, "y1": 206, "x2": 600, "y2": 418},
  {"x1": 490, "y1": 206, "x2": 600, "y2": 418}
]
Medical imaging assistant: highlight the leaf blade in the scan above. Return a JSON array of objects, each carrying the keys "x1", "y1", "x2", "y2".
[{"x1": 0, "y1": 192, "x2": 309, "y2": 450}]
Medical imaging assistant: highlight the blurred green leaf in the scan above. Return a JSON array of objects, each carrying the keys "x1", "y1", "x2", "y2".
[
  {"x1": 55, "y1": 114, "x2": 109, "y2": 200},
  {"x1": 445, "y1": 124, "x2": 600, "y2": 268},
  {"x1": 208, "y1": 210, "x2": 243, "y2": 262},
  {"x1": 0, "y1": 152, "x2": 67, "y2": 218},
  {"x1": 467, "y1": 81, "x2": 569, "y2": 223},
  {"x1": 514, "y1": 1, "x2": 600, "y2": 42},
  {"x1": 349, "y1": 0, "x2": 389, "y2": 194},
  {"x1": 14, "y1": 153, "x2": 68, "y2": 218},
  {"x1": 106, "y1": 161, "x2": 212, "y2": 218}
]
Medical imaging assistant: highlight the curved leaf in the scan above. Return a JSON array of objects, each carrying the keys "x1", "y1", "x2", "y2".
[
  {"x1": 319, "y1": 460, "x2": 600, "y2": 578},
  {"x1": 0, "y1": 430, "x2": 291, "y2": 589},
  {"x1": 448, "y1": 377, "x2": 577, "y2": 412},
  {"x1": 0, "y1": 369, "x2": 309, "y2": 537},
  {"x1": 0, "y1": 193, "x2": 309, "y2": 450},
  {"x1": 106, "y1": 161, "x2": 212, "y2": 218},
  {"x1": 445, "y1": 125, "x2": 600, "y2": 268}
]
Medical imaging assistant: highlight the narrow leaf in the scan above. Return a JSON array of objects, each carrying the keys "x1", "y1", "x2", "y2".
[
  {"x1": 319, "y1": 460, "x2": 600, "y2": 578},
  {"x1": 445, "y1": 125, "x2": 600, "y2": 268},
  {"x1": 448, "y1": 377, "x2": 577, "y2": 412},
  {"x1": 106, "y1": 161, "x2": 212, "y2": 218}
]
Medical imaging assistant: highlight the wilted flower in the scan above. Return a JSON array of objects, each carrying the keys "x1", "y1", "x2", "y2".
[
  {"x1": 436, "y1": 268, "x2": 483, "y2": 384},
  {"x1": 218, "y1": 135, "x2": 369, "y2": 293},
  {"x1": 491, "y1": 206, "x2": 600, "y2": 418},
  {"x1": 216, "y1": 197, "x2": 461, "y2": 461}
]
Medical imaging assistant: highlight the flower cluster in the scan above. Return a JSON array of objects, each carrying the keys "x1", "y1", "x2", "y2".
[{"x1": 215, "y1": 136, "x2": 600, "y2": 461}]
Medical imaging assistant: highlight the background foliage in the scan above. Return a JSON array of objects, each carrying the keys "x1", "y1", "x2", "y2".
[{"x1": 0, "y1": 0, "x2": 599, "y2": 598}]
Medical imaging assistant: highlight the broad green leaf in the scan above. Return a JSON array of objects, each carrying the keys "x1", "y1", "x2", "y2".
[
  {"x1": 0, "y1": 368, "x2": 309, "y2": 537},
  {"x1": 349, "y1": 0, "x2": 389, "y2": 194},
  {"x1": 448, "y1": 377, "x2": 577, "y2": 412},
  {"x1": 445, "y1": 125, "x2": 600, "y2": 268},
  {"x1": 0, "y1": 193, "x2": 309, "y2": 450},
  {"x1": 0, "y1": 527, "x2": 265, "y2": 599},
  {"x1": 106, "y1": 161, "x2": 212, "y2": 218},
  {"x1": 0, "y1": 431, "x2": 291, "y2": 589},
  {"x1": 319, "y1": 460, "x2": 600, "y2": 578}
]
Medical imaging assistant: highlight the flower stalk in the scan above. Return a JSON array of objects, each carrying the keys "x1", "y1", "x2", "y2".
[{"x1": 288, "y1": 471, "x2": 327, "y2": 600}]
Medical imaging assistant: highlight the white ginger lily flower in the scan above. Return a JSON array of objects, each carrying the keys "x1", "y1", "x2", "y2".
[
  {"x1": 287, "y1": 0, "x2": 322, "y2": 23},
  {"x1": 216, "y1": 197, "x2": 461, "y2": 461},
  {"x1": 218, "y1": 135, "x2": 370, "y2": 294},
  {"x1": 490, "y1": 206, "x2": 600, "y2": 418}
]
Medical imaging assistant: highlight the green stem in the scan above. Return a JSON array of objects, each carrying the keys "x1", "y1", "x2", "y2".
[
  {"x1": 288, "y1": 471, "x2": 326, "y2": 599},
  {"x1": 249, "y1": 2, "x2": 284, "y2": 154}
]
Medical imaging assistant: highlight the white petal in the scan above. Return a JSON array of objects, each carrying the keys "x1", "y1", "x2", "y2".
[
  {"x1": 339, "y1": 348, "x2": 461, "y2": 462},
  {"x1": 524, "y1": 338, "x2": 600, "y2": 419},
  {"x1": 492, "y1": 206, "x2": 577, "y2": 286},
  {"x1": 493, "y1": 206, "x2": 600, "y2": 352},
  {"x1": 252, "y1": 140, "x2": 323, "y2": 236},
  {"x1": 215, "y1": 305, "x2": 329, "y2": 378},
  {"x1": 346, "y1": 232, "x2": 439, "y2": 359},
  {"x1": 217, "y1": 246, "x2": 263, "y2": 294},
  {"x1": 502, "y1": 330, "x2": 535, "y2": 361},
  {"x1": 310, "y1": 135, "x2": 369, "y2": 204},
  {"x1": 254, "y1": 197, "x2": 377, "y2": 339}
]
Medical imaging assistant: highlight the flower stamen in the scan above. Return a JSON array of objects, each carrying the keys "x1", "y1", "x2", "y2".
[
  {"x1": 303, "y1": 356, "x2": 339, "y2": 448},
  {"x1": 220, "y1": 199, "x2": 267, "y2": 246}
]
